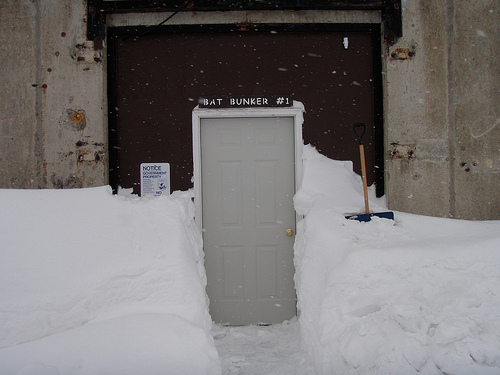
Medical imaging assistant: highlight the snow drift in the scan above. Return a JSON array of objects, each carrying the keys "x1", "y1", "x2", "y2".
[
  {"x1": 0, "y1": 145, "x2": 499, "y2": 375},
  {"x1": 0, "y1": 187, "x2": 220, "y2": 374},
  {"x1": 294, "y1": 145, "x2": 500, "y2": 374}
]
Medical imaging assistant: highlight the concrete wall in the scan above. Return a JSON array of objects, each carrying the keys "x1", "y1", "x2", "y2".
[
  {"x1": 385, "y1": 0, "x2": 499, "y2": 219},
  {"x1": 0, "y1": 0, "x2": 107, "y2": 190},
  {"x1": 452, "y1": 0, "x2": 499, "y2": 219},
  {"x1": 0, "y1": 1, "x2": 38, "y2": 188},
  {"x1": 0, "y1": 0, "x2": 498, "y2": 219}
]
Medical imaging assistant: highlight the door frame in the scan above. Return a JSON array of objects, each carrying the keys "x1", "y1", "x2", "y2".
[{"x1": 192, "y1": 103, "x2": 304, "y2": 232}]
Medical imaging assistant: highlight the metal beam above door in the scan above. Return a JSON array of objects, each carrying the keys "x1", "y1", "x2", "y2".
[{"x1": 87, "y1": 0, "x2": 402, "y2": 48}]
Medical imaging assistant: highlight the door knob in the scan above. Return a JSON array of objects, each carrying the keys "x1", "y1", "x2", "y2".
[{"x1": 286, "y1": 229, "x2": 294, "y2": 237}]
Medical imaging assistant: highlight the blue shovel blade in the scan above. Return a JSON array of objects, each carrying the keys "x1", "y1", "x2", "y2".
[{"x1": 345, "y1": 212, "x2": 395, "y2": 222}]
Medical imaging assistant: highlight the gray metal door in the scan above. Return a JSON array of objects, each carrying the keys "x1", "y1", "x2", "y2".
[{"x1": 201, "y1": 117, "x2": 296, "y2": 325}]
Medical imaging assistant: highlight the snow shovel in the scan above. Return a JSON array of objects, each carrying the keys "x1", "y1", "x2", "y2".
[{"x1": 345, "y1": 123, "x2": 394, "y2": 222}]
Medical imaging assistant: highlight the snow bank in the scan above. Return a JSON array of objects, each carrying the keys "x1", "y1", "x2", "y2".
[
  {"x1": 0, "y1": 186, "x2": 220, "y2": 374},
  {"x1": 294, "y1": 145, "x2": 500, "y2": 374},
  {"x1": 1, "y1": 146, "x2": 499, "y2": 375},
  {"x1": 0, "y1": 314, "x2": 218, "y2": 375}
]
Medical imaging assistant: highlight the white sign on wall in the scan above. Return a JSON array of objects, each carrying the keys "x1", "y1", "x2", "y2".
[{"x1": 140, "y1": 163, "x2": 170, "y2": 197}]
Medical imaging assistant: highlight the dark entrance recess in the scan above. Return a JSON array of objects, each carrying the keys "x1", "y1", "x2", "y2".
[{"x1": 108, "y1": 24, "x2": 384, "y2": 196}]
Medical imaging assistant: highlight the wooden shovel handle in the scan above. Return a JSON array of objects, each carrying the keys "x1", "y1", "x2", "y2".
[
  {"x1": 359, "y1": 144, "x2": 370, "y2": 214},
  {"x1": 353, "y1": 123, "x2": 369, "y2": 214}
]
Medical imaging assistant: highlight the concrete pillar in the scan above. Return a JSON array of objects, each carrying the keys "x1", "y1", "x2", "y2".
[
  {"x1": 385, "y1": 0, "x2": 499, "y2": 220},
  {"x1": 0, "y1": 0, "x2": 107, "y2": 190},
  {"x1": 0, "y1": 1, "x2": 38, "y2": 188},
  {"x1": 451, "y1": 0, "x2": 500, "y2": 219}
]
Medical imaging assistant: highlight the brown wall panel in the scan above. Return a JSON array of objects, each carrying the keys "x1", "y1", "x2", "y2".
[{"x1": 110, "y1": 27, "x2": 380, "y2": 194}]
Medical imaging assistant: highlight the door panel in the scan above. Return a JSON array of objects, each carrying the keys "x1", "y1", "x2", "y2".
[{"x1": 201, "y1": 117, "x2": 296, "y2": 325}]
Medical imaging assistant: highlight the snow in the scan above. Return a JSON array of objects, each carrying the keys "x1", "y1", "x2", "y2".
[
  {"x1": 0, "y1": 144, "x2": 499, "y2": 374},
  {"x1": 0, "y1": 187, "x2": 220, "y2": 374},
  {"x1": 213, "y1": 318, "x2": 314, "y2": 375},
  {"x1": 0, "y1": 314, "x2": 218, "y2": 375},
  {"x1": 294, "y1": 145, "x2": 500, "y2": 375}
]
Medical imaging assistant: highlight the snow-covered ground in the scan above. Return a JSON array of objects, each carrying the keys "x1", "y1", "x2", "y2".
[
  {"x1": 294, "y1": 146, "x2": 500, "y2": 375},
  {"x1": 0, "y1": 145, "x2": 499, "y2": 374},
  {"x1": 0, "y1": 187, "x2": 220, "y2": 374},
  {"x1": 213, "y1": 318, "x2": 314, "y2": 374}
]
